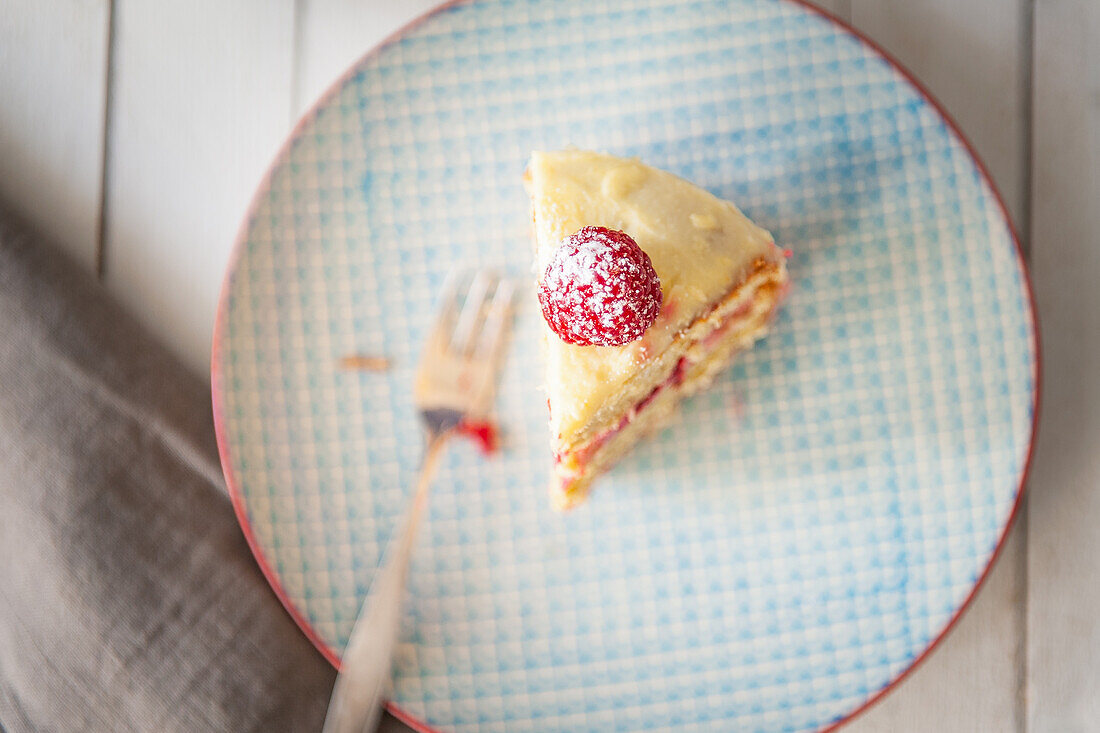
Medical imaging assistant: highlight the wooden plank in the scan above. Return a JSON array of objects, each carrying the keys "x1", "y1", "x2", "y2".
[
  {"x1": 102, "y1": 0, "x2": 295, "y2": 376},
  {"x1": 1027, "y1": 0, "x2": 1100, "y2": 729},
  {"x1": 843, "y1": 1, "x2": 1032, "y2": 730},
  {"x1": 0, "y1": 0, "x2": 110, "y2": 272},
  {"x1": 805, "y1": 0, "x2": 851, "y2": 21},
  {"x1": 294, "y1": 0, "x2": 441, "y2": 116}
]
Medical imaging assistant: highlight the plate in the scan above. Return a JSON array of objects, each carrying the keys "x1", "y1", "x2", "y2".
[{"x1": 212, "y1": 0, "x2": 1039, "y2": 730}]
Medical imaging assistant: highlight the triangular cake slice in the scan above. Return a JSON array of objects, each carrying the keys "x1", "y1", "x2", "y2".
[{"x1": 526, "y1": 150, "x2": 789, "y2": 509}]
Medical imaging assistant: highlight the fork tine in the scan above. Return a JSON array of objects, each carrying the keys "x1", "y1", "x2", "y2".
[
  {"x1": 451, "y1": 271, "x2": 496, "y2": 353},
  {"x1": 475, "y1": 278, "x2": 516, "y2": 361},
  {"x1": 427, "y1": 270, "x2": 463, "y2": 350}
]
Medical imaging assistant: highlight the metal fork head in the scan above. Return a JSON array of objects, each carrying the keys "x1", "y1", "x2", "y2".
[{"x1": 415, "y1": 270, "x2": 515, "y2": 436}]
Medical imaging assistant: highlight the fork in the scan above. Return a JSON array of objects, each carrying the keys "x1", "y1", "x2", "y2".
[{"x1": 322, "y1": 271, "x2": 515, "y2": 733}]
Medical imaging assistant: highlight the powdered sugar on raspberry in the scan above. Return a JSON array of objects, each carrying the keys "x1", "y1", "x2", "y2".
[{"x1": 538, "y1": 226, "x2": 662, "y2": 346}]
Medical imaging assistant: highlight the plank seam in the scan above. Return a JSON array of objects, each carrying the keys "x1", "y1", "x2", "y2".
[
  {"x1": 1019, "y1": 0, "x2": 1037, "y2": 730},
  {"x1": 1021, "y1": 0, "x2": 1036, "y2": 259},
  {"x1": 94, "y1": 0, "x2": 117, "y2": 281}
]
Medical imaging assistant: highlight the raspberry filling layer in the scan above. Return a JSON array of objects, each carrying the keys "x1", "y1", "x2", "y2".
[
  {"x1": 552, "y1": 296, "x2": 758, "y2": 480},
  {"x1": 553, "y1": 356, "x2": 688, "y2": 477}
]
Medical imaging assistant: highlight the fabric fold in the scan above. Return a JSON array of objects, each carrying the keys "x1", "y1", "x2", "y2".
[{"x1": 0, "y1": 211, "x2": 349, "y2": 732}]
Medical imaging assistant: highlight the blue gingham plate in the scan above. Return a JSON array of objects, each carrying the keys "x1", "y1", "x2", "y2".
[{"x1": 212, "y1": 1, "x2": 1039, "y2": 730}]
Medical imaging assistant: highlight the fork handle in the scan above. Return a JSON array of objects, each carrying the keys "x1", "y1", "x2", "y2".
[{"x1": 322, "y1": 434, "x2": 449, "y2": 733}]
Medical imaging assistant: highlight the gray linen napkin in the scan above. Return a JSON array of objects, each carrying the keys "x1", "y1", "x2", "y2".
[{"x1": 0, "y1": 211, "x2": 410, "y2": 732}]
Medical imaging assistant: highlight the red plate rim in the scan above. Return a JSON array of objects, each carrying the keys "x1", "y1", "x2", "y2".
[{"x1": 210, "y1": 1, "x2": 1042, "y2": 730}]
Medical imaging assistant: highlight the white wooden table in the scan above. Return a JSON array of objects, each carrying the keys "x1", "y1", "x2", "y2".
[{"x1": 3, "y1": 1, "x2": 1097, "y2": 730}]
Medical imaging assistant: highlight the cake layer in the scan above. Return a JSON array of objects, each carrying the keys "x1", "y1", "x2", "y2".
[
  {"x1": 551, "y1": 264, "x2": 786, "y2": 509},
  {"x1": 551, "y1": 256, "x2": 786, "y2": 455}
]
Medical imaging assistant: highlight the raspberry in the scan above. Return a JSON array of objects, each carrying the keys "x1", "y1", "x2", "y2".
[{"x1": 538, "y1": 226, "x2": 662, "y2": 346}]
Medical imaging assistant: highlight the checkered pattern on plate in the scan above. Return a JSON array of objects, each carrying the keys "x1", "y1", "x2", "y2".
[{"x1": 214, "y1": 0, "x2": 1037, "y2": 730}]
